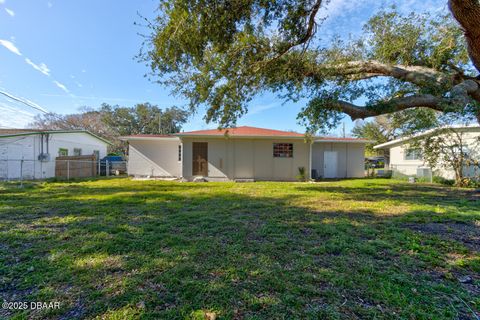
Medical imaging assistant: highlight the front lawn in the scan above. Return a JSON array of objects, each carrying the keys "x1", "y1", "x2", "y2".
[{"x1": 0, "y1": 178, "x2": 478, "y2": 319}]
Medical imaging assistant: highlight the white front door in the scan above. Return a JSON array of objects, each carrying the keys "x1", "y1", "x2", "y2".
[{"x1": 324, "y1": 151, "x2": 338, "y2": 178}]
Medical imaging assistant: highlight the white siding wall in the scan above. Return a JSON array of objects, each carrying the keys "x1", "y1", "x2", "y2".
[
  {"x1": 0, "y1": 133, "x2": 108, "y2": 179},
  {"x1": 311, "y1": 142, "x2": 365, "y2": 178},
  {"x1": 127, "y1": 139, "x2": 182, "y2": 177},
  {"x1": 388, "y1": 131, "x2": 480, "y2": 179}
]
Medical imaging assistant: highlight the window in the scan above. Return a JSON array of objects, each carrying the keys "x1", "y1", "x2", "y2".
[
  {"x1": 73, "y1": 148, "x2": 82, "y2": 156},
  {"x1": 58, "y1": 148, "x2": 68, "y2": 156},
  {"x1": 404, "y1": 148, "x2": 422, "y2": 160},
  {"x1": 93, "y1": 150, "x2": 100, "y2": 159},
  {"x1": 178, "y1": 145, "x2": 182, "y2": 162},
  {"x1": 273, "y1": 143, "x2": 293, "y2": 158}
]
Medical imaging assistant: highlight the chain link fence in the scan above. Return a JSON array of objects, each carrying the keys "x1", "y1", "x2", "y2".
[{"x1": 0, "y1": 158, "x2": 127, "y2": 181}]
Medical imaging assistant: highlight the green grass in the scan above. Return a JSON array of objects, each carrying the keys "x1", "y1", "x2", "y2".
[{"x1": 0, "y1": 178, "x2": 479, "y2": 319}]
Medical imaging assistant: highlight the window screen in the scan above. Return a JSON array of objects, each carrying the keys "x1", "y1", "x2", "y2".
[
  {"x1": 404, "y1": 148, "x2": 422, "y2": 160},
  {"x1": 273, "y1": 143, "x2": 293, "y2": 158}
]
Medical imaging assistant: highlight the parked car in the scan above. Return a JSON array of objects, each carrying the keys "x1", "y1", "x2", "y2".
[{"x1": 100, "y1": 155, "x2": 127, "y2": 176}]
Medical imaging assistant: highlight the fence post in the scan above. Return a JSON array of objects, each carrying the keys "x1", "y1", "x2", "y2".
[
  {"x1": 106, "y1": 160, "x2": 109, "y2": 177},
  {"x1": 20, "y1": 158, "x2": 24, "y2": 188},
  {"x1": 98, "y1": 158, "x2": 101, "y2": 176},
  {"x1": 67, "y1": 160, "x2": 70, "y2": 181}
]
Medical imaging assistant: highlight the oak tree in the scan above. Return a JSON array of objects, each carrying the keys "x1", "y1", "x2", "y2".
[{"x1": 141, "y1": 0, "x2": 480, "y2": 132}]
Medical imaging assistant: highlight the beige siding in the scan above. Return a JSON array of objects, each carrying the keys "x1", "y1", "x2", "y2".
[
  {"x1": 181, "y1": 137, "x2": 310, "y2": 181},
  {"x1": 311, "y1": 142, "x2": 365, "y2": 178},
  {"x1": 127, "y1": 139, "x2": 181, "y2": 177}
]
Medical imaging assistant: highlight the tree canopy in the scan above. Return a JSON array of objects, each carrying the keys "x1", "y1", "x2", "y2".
[
  {"x1": 141, "y1": 0, "x2": 480, "y2": 133},
  {"x1": 31, "y1": 103, "x2": 189, "y2": 152}
]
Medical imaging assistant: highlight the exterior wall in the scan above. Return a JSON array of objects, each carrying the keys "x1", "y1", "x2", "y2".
[
  {"x1": 388, "y1": 131, "x2": 480, "y2": 179},
  {"x1": 389, "y1": 145, "x2": 426, "y2": 176},
  {"x1": 127, "y1": 139, "x2": 182, "y2": 177},
  {"x1": 181, "y1": 137, "x2": 310, "y2": 181},
  {"x1": 0, "y1": 132, "x2": 108, "y2": 179},
  {"x1": 311, "y1": 142, "x2": 365, "y2": 178}
]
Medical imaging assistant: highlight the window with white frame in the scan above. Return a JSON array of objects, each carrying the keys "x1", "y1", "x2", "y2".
[
  {"x1": 73, "y1": 148, "x2": 82, "y2": 156},
  {"x1": 404, "y1": 148, "x2": 422, "y2": 160},
  {"x1": 273, "y1": 143, "x2": 293, "y2": 158},
  {"x1": 93, "y1": 150, "x2": 100, "y2": 159}
]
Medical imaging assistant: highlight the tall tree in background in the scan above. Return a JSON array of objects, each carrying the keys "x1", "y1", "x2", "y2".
[
  {"x1": 100, "y1": 103, "x2": 188, "y2": 137},
  {"x1": 352, "y1": 109, "x2": 440, "y2": 156},
  {"x1": 31, "y1": 103, "x2": 189, "y2": 153},
  {"x1": 141, "y1": 1, "x2": 480, "y2": 132}
]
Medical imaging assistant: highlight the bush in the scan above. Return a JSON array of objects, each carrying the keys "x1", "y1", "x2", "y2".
[
  {"x1": 296, "y1": 167, "x2": 307, "y2": 182},
  {"x1": 432, "y1": 176, "x2": 455, "y2": 186}
]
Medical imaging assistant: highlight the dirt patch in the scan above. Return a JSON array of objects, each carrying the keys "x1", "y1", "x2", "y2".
[{"x1": 404, "y1": 222, "x2": 480, "y2": 252}]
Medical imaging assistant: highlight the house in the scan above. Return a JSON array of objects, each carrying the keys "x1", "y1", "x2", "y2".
[
  {"x1": 121, "y1": 126, "x2": 368, "y2": 181},
  {"x1": 0, "y1": 129, "x2": 111, "y2": 180},
  {"x1": 373, "y1": 125, "x2": 480, "y2": 179}
]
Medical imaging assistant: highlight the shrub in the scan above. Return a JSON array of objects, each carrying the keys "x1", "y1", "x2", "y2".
[{"x1": 296, "y1": 167, "x2": 307, "y2": 182}]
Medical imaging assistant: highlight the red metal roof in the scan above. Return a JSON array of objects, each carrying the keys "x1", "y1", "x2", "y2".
[{"x1": 177, "y1": 126, "x2": 304, "y2": 137}]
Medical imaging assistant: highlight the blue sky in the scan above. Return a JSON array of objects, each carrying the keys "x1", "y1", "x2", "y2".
[{"x1": 0, "y1": 0, "x2": 445, "y2": 135}]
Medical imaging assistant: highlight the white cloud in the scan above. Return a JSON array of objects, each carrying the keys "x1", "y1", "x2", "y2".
[
  {"x1": 81, "y1": 69, "x2": 86, "y2": 73},
  {"x1": 247, "y1": 103, "x2": 278, "y2": 116},
  {"x1": 0, "y1": 39, "x2": 21, "y2": 56},
  {"x1": 25, "y1": 58, "x2": 50, "y2": 76},
  {"x1": 53, "y1": 80, "x2": 70, "y2": 93},
  {"x1": 47, "y1": 2, "x2": 53, "y2": 8},
  {"x1": 0, "y1": 103, "x2": 36, "y2": 128},
  {"x1": 75, "y1": 81, "x2": 83, "y2": 88},
  {"x1": 5, "y1": 8, "x2": 14, "y2": 16},
  {"x1": 0, "y1": 0, "x2": 5, "y2": 4}
]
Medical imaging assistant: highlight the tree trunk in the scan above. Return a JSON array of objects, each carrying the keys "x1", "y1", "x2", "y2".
[{"x1": 449, "y1": 0, "x2": 480, "y2": 73}]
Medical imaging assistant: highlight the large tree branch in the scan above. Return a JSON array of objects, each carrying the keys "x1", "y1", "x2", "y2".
[
  {"x1": 271, "y1": 0, "x2": 323, "y2": 60},
  {"x1": 328, "y1": 79, "x2": 480, "y2": 121},
  {"x1": 449, "y1": 0, "x2": 480, "y2": 73},
  {"x1": 329, "y1": 94, "x2": 445, "y2": 120},
  {"x1": 317, "y1": 60, "x2": 455, "y2": 86}
]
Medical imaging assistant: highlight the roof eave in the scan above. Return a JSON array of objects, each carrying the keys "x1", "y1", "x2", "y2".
[{"x1": 175, "y1": 134, "x2": 305, "y2": 139}]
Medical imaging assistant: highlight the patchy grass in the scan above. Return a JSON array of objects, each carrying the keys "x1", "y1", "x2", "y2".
[{"x1": 0, "y1": 178, "x2": 479, "y2": 319}]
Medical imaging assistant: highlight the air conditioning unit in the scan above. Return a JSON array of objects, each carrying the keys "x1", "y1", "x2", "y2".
[
  {"x1": 38, "y1": 153, "x2": 51, "y2": 162},
  {"x1": 416, "y1": 167, "x2": 432, "y2": 178}
]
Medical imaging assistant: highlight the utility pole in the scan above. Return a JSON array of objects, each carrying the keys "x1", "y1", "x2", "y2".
[
  {"x1": 158, "y1": 112, "x2": 162, "y2": 134},
  {"x1": 342, "y1": 122, "x2": 346, "y2": 138}
]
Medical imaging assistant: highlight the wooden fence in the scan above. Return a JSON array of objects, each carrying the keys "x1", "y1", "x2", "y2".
[{"x1": 55, "y1": 155, "x2": 97, "y2": 178}]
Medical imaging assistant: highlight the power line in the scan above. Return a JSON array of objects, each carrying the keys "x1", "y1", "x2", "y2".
[{"x1": 0, "y1": 90, "x2": 48, "y2": 113}]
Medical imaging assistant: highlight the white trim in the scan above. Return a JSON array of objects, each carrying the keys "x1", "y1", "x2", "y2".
[{"x1": 374, "y1": 125, "x2": 480, "y2": 149}]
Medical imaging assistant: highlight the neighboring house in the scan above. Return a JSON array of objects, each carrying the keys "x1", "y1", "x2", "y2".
[
  {"x1": 121, "y1": 126, "x2": 368, "y2": 181},
  {"x1": 373, "y1": 125, "x2": 480, "y2": 179},
  {"x1": 0, "y1": 129, "x2": 111, "y2": 179}
]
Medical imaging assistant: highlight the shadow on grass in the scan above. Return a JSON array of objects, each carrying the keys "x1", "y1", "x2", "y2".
[{"x1": 0, "y1": 179, "x2": 478, "y2": 319}]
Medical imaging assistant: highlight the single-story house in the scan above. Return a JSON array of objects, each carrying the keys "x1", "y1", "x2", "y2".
[
  {"x1": 121, "y1": 126, "x2": 368, "y2": 181},
  {"x1": 0, "y1": 129, "x2": 111, "y2": 180},
  {"x1": 373, "y1": 125, "x2": 480, "y2": 179}
]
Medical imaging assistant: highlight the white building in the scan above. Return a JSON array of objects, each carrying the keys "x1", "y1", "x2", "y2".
[
  {"x1": 0, "y1": 129, "x2": 111, "y2": 180},
  {"x1": 121, "y1": 126, "x2": 368, "y2": 181},
  {"x1": 374, "y1": 125, "x2": 480, "y2": 179}
]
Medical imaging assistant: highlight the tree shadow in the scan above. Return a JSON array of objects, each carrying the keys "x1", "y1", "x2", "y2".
[{"x1": 0, "y1": 180, "x2": 478, "y2": 319}]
